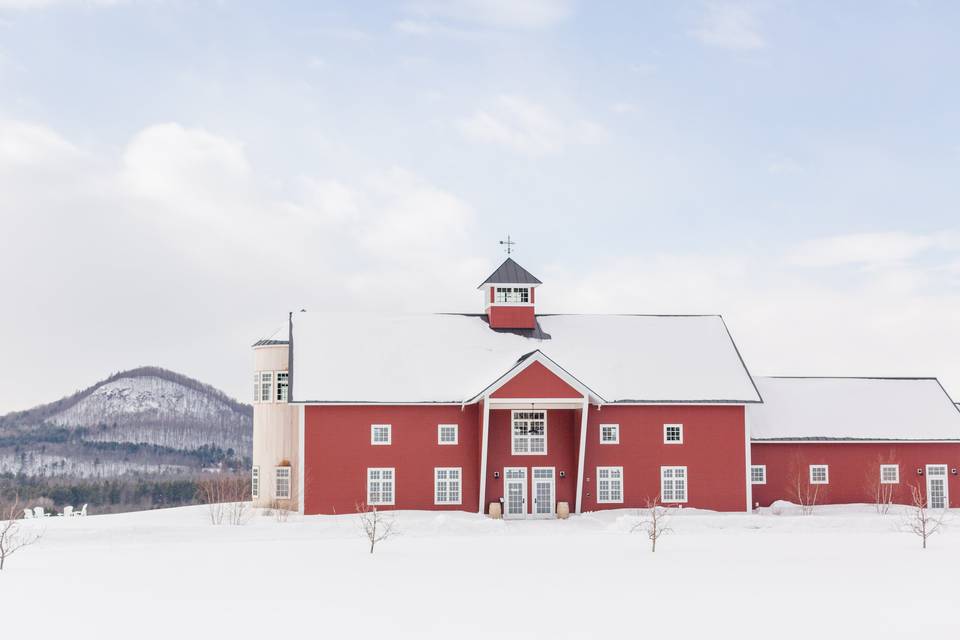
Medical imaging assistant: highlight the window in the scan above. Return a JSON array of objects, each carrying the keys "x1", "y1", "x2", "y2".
[
  {"x1": 511, "y1": 410, "x2": 547, "y2": 455},
  {"x1": 661, "y1": 466, "x2": 688, "y2": 503},
  {"x1": 600, "y1": 424, "x2": 620, "y2": 444},
  {"x1": 663, "y1": 424, "x2": 683, "y2": 444},
  {"x1": 276, "y1": 372, "x2": 289, "y2": 402},
  {"x1": 438, "y1": 424, "x2": 458, "y2": 445},
  {"x1": 434, "y1": 467, "x2": 462, "y2": 505},
  {"x1": 275, "y1": 466, "x2": 291, "y2": 499},
  {"x1": 750, "y1": 465, "x2": 766, "y2": 485},
  {"x1": 371, "y1": 424, "x2": 392, "y2": 445},
  {"x1": 259, "y1": 372, "x2": 273, "y2": 403},
  {"x1": 809, "y1": 465, "x2": 829, "y2": 485},
  {"x1": 495, "y1": 287, "x2": 530, "y2": 303},
  {"x1": 880, "y1": 464, "x2": 900, "y2": 484},
  {"x1": 253, "y1": 373, "x2": 260, "y2": 403},
  {"x1": 251, "y1": 466, "x2": 260, "y2": 499},
  {"x1": 597, "y1": 467, "x2": 623, "y2": 503},
  {"x1": 367, "y1": 468, "x2": 395, "y2": 505}
]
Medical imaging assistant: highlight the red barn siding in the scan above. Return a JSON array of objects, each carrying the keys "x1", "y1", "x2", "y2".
[
  {"x1": 751, "y1": 442, "x2": 960, "y2": 507},
  {"x1": 303, "y1": 405, "x2": 480, "y2": 515},
  {"x1": 582, "y1": 405, "x2": 748, "y2": 512},
  {"x1": 483, "y1": 408, "x2": 579, "y2": 512},
  {"x1": 491, "y1": 361, "x2": 583, "y2": 399},
  {"x1": 488, "y1": 306, "x2": 536, "y2": 329}
]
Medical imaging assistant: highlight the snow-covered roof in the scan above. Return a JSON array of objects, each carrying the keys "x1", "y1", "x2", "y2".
[
  {"x1": 290, "y1": 312, "x2": 761, "y2": 404},
  {"x1": 749, "y1": 377, "x2": 960, "y2": 441}
]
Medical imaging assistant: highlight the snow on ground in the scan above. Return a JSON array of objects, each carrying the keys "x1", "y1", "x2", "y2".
[{"x1": 2, "y1": 504, "x2": 958, "y2": 639}]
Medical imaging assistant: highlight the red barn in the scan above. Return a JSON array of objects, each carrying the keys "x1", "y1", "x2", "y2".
[{"x1": 250, "y1": 258, "x2": 960, "y2": 516}]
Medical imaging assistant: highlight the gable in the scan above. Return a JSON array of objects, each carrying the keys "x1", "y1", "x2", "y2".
[{"x1": 491, "y1": 360, "x2": 584, "y2": 399}]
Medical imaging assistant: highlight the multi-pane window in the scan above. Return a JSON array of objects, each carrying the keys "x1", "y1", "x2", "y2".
[
  {"x1": 434, "y1": 468, "x2": 462, "y2": 505},
  {"x1": 511, "y1": 411, "x2": 547, "y2": 455},
  {"x1": 275, "y1": 466, "x2": 291, "y2": 499},
  {"x1": 661, "y1": 466, "x2": 688, "y2": 503},
  {"x1": 809, "y1": 465, "x2": 829, "y2": 484},
  {"x1": 367, "y1": 468, "x2": 395, "y2": 506},
  {"x1": 259, "y1": 372, "x2": 274, "y2": 403},
  {"x1": 371, "y1": 424, "x2": 392, "y2": 445},
  {"x1": 880, "y1": 464, "x2": 900, "y2": 484},
  {"x1": 750, "y1": 465, "x2": 766, "y2": 485},
  {"x1": 663, "y1": 424, "x2": 683, "y2": 444},
  {"x1": 253, "y1": 373, "x2": 260, "y2": 403},
  {"x1": 251, "y1": 466, "x2": 260, "y2": 499},
  {"x1": 597, "y1": 467, "x2": 624, "y2": 503},
  {"x1": 438, "y1": 424, "x2": 458, "y2": 445},
  {"x1": 600, "y1": 424, "x2": 620, "y2": 444},
  {"x1": 495, "y1": 287, "x2": 530, "y2": 303},
  {"x1": 276, "y1": 372, "x2": 289, "y2": 402}
]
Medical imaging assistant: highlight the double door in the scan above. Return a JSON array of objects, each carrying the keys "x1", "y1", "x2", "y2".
[{"x1": 503, "y1": 467, "x2": 555, "y2": 519}]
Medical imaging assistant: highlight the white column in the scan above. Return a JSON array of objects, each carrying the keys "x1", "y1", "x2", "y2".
[
  {"x1": 297, "y1": 403, "x2": 305, "y2": 515},
  {"x1": 478, "y1": 398, "x2": 491, "y2": 514},
  {"x1": 743, "y1": 406, "x2": 752, "y2": 513},
  {"x1": 575, "y1": 399, "x2": 589, "y2": 514}
]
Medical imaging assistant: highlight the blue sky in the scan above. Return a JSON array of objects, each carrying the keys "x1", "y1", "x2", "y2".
[{"x1": 1, "y1": 0, "x2": 959, "y2": 411}]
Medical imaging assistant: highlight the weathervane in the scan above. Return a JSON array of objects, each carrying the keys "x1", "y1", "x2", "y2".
[{"x1": 499, "y1": 235, "x2": 516, "y2": 256}]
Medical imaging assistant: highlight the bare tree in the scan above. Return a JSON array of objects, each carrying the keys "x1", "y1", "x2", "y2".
[
  {"x1": 863, "y1": 451, "x2": 898, "y2": 515},
  {"x1": 357, "y1": 502, "x2": 397, "y2": 554},
  {"x1": 0, "y1": 496, "x2": 42, "y2": 571},
  {"x1": 631, "y1": 496, "x2": 672, "y2": 553},
  {"x1": 787, "y1": 456, "x2": 819, "y2": 515},
  {"x1": 196, "y1": 474, "x2": 250, "y2": 525},
  {"x1": 902, "y1": 483, "x2": 947, "y2": 550}
]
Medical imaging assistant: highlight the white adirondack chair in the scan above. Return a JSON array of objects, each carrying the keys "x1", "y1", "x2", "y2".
[
  {"x1": 33, "y1": 506, "x2": 45, "y2": 518},
  {"x1": 77, "y1": 504, "x2": 88, "y2": 517},
  {"x1": 23, "y1": 508, "x2": 33, "y2": 519},
  {"x1": 61, "y1": 505, "x2": 74, "y2": 517}
]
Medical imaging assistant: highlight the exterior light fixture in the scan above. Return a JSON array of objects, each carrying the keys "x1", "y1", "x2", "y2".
[
  {"x1": 917, "y1": 468, "x2": 924, "y2": 475},
  {"x1": 559, "y1": 471, "x2": 566, "y2": 478},
  {"x1": 493, "y1": 471, "x2": 500, "y2": 479}
]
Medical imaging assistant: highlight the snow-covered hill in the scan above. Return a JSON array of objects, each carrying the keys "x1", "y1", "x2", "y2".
[{"x1": 0, "y1": 367, "x2": 251, "y2": 478}]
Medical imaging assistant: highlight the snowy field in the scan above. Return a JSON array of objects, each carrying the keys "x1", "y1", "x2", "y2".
[{"x1": 2, "y1": 504, "x2": 958, "y2": 639}]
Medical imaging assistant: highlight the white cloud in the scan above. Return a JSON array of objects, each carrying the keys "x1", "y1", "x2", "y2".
[
  {"x1": 691, "y1": 2, "x2": 766, "y2": 51},
  {"x1": 403, "y1": 0, "x2": 572, "y2": 30},
  {"x1": 788, "y1": 231, "x2": 959, "y2": 268},
  {"x1": 457, "y1": 95, "x2": 606, "y2": 156}
]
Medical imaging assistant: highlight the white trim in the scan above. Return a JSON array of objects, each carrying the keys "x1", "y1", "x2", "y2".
[
  {"x1": 466, "y1": 351, "x2": 601, "y2": 405},
  {"x1": 880, "y1": 464, "x2": 900, "y2": 484},
  {"x1": 297, "y1": 403, "x2": 305, "y2": 515},
  {"x1": 599, "y1": 423, "x2": 620, "y2": 444},
  {"x1": 596, "y1": 466, "x2": 624, "y2": 504},
  {"x1": 531, "y1": 466, "x2": 556, "y2": 518},
  {"x1": 744, "y1": 414, "x2": 753, "y2": 511},
  {"x1": 511, "y1": 409, "x2": 547, "y2": 455},
  {"x1": 575, "y1": 400, "x2": 588, "y2": 513},
  {"x1": 925, "y1": 464, "x2": 949, "y2": 508},
  {"x1": 434, "y1": 467, "x2": 462, "y2": 505},
  {"x1": 752, "y1": 439, "x2": 960, "y2": 444},
  {"x1": 367, "y1": 467, "x2": 396, "y2": 506},
  {"x1": 750, "y1": 465, "x2": 766, "y2": 485},
  {"x1": 370, "y1": 424, "x2": 392, "y2": 445},
  {"x1": 663, "y1": 423, "x2": 683, "y2": 444},
  {"x1": 660, "y1": 466, "x2": 688, "y2": 503},
  {"x1": 478, "y1": 399, "x2": 491, "y2": 513},
  {"x1": 438, "y1": 424, "x2": 459, "y2": 445},
  {"x1": 809, "y1": 464, "x2": 829, "y2": 484},
  {"x1": 502, "y1": 466, "x2": 528, "y2": 519},
  {"x1": 487, "y1": 397, "x2": 586, "y2": 405}
]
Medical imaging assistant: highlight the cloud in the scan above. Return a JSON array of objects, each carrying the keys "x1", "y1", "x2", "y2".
[
  {"x1": 403, "y1": 0, "x2": 572, "y2": 30},
  {"x1": 457, "y1": 95, "x2": 606, "y2": 156},
  {"x1": 0, "y1": 0, "x2": 124, "y2": 9},
  {"x1": 691, "y1": 2, "x2": 766, "y2": 51},
  {"x1": 788, "y1": 231, "x2": 960, "y2": 268}
]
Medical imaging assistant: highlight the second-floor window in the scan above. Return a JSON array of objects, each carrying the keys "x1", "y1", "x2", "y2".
[
  {"x1": 276, "y1": 372, "x2": 289, "y2": 402},
  {"x1": 371, "y1": 424, "x2": 392, "y2": 445},
  {"x1": 512, "y1": 410, "x2": 546, "y2": 455},
  {"x1": 495, "y1": 287, "x2": 530, "y2": 303},
  {"x1": 259, "y1": 372, "x2": 273, "y2": 403}
]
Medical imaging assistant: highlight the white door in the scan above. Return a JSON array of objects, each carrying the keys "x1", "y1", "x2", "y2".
[
  {"x1": 926, "y1": 465, "x2": 949, "y2": 509},
  {"x1": 532, "y1": 467, "x2": 556, "y2": 518},
  {"x1": 503, "y1": 467, "x2": 527, "y2": 519}
]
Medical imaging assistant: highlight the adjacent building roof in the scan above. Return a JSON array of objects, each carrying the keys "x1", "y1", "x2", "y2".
[
  {"x1": 749, "y1": 377, "x2": 960, "y2": 441},
  {"x1": 251, "y1": 325, "x2": 289, "y2": 347},
  {"x1": 477, "y1": 258, "x2": 542, "y2": 288},
  {"x1": 290, "y1": 312, "x2": 761, "y2": 404}
]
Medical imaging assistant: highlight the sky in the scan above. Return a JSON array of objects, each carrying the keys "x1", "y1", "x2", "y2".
[{"x1": 0, "y1": 0, "x2": 959, "y2": 413}]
